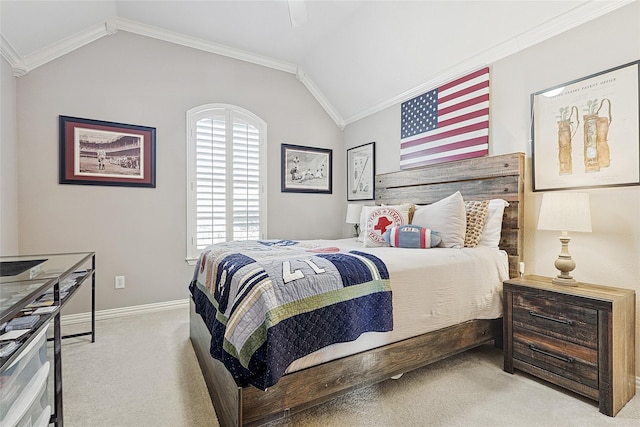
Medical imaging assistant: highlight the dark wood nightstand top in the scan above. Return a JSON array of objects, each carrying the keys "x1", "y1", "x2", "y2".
[{"x1": 504, "y1": 275, "x2": 635, "y2": 303}]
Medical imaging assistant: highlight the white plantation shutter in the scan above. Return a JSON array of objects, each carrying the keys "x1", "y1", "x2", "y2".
[
  {"x1": 232, "y1": 119, "x2": 261, "y2": 241},
  {"x1": 187, "y1": 105, "x2": 266, "y2": 262},
  {"x1": 195, "y1": 116, "x2": 227, "y2": 247}
]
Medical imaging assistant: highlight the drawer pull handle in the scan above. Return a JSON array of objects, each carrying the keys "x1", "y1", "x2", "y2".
[
  {"x1": 529, "y1": 344, "x2": 575, "y2": 363},
  {"x1": 529, "y1": 310, "x2": 573, "y2": 325}
]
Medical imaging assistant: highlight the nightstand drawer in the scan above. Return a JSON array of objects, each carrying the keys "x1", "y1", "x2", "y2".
[
  {"x1": 512, "y1": 293, "x2": 597, "y2": 347},
  {"x1": 513, "y1": 328, "x2": 598, "y2": 389}
]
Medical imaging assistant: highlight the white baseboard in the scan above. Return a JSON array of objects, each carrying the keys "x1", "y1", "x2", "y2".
[{"x1": 58, "y1": 298, "x2": 189, "y2": 326}]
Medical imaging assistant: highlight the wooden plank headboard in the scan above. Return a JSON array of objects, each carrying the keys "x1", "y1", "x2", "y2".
[{"x1": 375, "y1": 152, "x2": 525, "y2": 278}]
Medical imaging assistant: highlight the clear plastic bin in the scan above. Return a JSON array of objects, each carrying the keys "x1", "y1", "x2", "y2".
[
  {"x1": 12, "y1": 365, "x2": 50, "y2": 427},
  {"x1": 3, "y1": 361, "x2": 49, "y2": 427},
  {"x1": 0, "y1": 327, "x2": 49, "y2": 426}
]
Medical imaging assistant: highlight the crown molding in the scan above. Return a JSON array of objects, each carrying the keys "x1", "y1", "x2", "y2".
[
  {"x1": 1, "y1": 15, "x2": 344, "y2": 127},
  {"x1": 20, "y1": 22, "x2": 111, "y2": 75},
  {"x1": 296, "y1": 66, "x2": 345, "y2": 129},
  {"x1": 0, "y1": 34, "x2": 27, "y2": 76},
  {"x1": 115, "y1": 17, "x2": 296, "y2": 74},
  {"x1": 514, "y1": 0, "x2": 635, "y2": 51},
  {"x1": 342, "y1": 0, "x2": 634, "y2": 125}
]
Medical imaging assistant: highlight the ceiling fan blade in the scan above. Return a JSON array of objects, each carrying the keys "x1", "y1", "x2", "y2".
[{"x1": 288, "y1": 0, "x2": 308, "y2": 28}]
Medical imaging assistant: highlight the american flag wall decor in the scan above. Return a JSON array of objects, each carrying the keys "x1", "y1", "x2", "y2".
[{"x1": 400, "y1": 67, "x2": 490, "y2": 169}]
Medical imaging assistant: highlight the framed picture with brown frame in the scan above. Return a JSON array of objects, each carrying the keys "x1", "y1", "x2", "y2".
[
  {"x1": 281, "y1": 143, "x2": 332, "y2": 194},
  {"x1": 59, "y1": 115, "x2": 156, "y2": 188}
]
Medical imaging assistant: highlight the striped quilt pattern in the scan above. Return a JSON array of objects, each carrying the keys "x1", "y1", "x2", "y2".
[{"x1": 190, "y1": 240, "x2": 393, "y2": 390}]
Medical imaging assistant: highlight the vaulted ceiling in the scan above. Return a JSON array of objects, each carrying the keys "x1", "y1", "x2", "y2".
[{"x1": 0, "y1": 1, "x2": 631, "y2": 127}]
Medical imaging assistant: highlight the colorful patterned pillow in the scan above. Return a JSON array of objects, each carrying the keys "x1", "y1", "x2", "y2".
[
  {"x1": 357, "y1": 203, "x2": 414, "y2": 242},
  {"x1": 383, "y1": 225, "x2": 442, "y2": 248},
  {"x1": 464, "y1": 200, "x2": 490, "y2": 247},
  {"x1": 362, "y1": 205, "x2": 411, "y2": 247}
]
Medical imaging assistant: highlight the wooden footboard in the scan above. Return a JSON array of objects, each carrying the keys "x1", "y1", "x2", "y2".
[{"x1": 191, "y1": 300, "x2": 502, "y2": 426}]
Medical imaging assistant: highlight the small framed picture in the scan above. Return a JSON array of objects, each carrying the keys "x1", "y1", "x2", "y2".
[
  {"x1": 281, "y1": 144, "x2": 332, "y2": 194},
  {"x1": 347, "y1": 141, "x2": 375, "y2": 201},
  {"x1": 59, "y1": 115, "x2": 156, "y2": 188}
]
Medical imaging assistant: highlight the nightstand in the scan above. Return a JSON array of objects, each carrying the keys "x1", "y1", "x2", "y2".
[{"x1": 503, "y1": 275, "x2": 635, "y2": 416}]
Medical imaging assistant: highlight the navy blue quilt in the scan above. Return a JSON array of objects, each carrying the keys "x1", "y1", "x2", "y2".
[{"x1": 189, "y1": 240, "x2": 393, "y2": 390}]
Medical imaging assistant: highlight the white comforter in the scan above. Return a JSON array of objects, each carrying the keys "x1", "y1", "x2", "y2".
[{"x1": 286, "y1": 238, "x2": 509, "y2": 373}]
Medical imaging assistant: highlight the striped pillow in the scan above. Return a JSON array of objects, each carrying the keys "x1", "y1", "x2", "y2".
[{"x1": 383, "y1": 225, "x2": 441, "y2": 249}]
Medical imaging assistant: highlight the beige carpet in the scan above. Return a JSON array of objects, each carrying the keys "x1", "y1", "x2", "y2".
[{"x1": 52, "y1": 306, "x2": 640, "y2": 427}]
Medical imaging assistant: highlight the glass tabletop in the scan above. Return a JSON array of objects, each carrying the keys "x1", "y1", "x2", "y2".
[
  {"x1": 0, "y1": 252, "x2": 94, "y2": 324},
  {"x1": 0, "y1": 279, "x2": 52, "y2": 324},
  {"x1": 0, "y1": 252, "x2": 93, "y2": 284}
]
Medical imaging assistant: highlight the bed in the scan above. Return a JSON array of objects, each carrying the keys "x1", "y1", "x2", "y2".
[{"x1": 189, "y1": 152, "x2": 525, "y2": 426}]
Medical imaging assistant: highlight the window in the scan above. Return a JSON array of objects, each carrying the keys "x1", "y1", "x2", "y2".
[{"x1": 186, "y1": 104, "x2": 266, "y2": 263}]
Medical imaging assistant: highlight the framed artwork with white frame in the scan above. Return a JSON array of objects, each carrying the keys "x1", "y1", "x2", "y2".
[
  {"x1": 281, "y1": 143, "x2": 332, "y2": 194},
  {"x1": 347, "y1": 141, "x2": 375, "y2": 201}
]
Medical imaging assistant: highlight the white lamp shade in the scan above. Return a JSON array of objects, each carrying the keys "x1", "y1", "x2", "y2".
[
  {"x1": 345, "y1": 204, "x2": 362, "y2": 224},
  {"x1": 537, "y1": 192, "x2": 592, "y2": 233}
]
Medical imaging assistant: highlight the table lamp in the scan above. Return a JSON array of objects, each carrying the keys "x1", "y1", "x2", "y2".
[
  {"x1": 346, "y1": 204, "x2": 362, "y2": 237},
  {"x1": 537, "y1": 192, "x2": 592, "y2": 286}
]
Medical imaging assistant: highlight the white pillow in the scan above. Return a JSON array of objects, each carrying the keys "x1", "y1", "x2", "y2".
[
  {"x1": 362, "y1": 205, "x2": 411, "y2": 247},
  {"x1": 411, "y1": 191, "x2": 466, "y2": 248},
  {"x1": 476, "y1": 199, "x2": 509, "y2": 249},
  {"x1": 356, "y1": 205, "x2": 371, "y2": 242}
]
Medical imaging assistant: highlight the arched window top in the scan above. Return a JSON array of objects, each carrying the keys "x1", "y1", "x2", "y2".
[{"x1": 187, "y1": 104, "x2": 267, "y2": 130}]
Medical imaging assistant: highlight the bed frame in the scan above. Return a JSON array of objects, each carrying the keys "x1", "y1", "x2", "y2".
[{"x1": 190, "y1": 152, "x2": 525, "y2": 426}]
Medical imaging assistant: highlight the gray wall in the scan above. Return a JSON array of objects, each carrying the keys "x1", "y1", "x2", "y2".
[
  {"x1": 344, "y1": 2, "x2": 640, "y2": 373},
  {"x1": 1, "y1": 57, "x2": 18, "y2": 255},
  {"x1": 13, "y1": 31, "x2": 344, "y2": 314}
]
